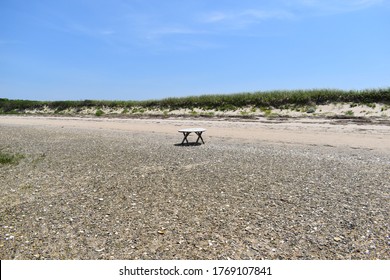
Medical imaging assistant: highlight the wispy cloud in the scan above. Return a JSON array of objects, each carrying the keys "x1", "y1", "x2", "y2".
[
  {"x1": 65, "y1": 23, "x2": 116, "y2": 38},
  {"x1": 139, "y1": 8, "x2": 296, "y2": 50},
  {"x1": 26, "y1": 5, "x2": 117, "y2": 42},
  {"x1": 294, "y1": 0, "x2": 384, "y2": 13},
  {"x1": 19, "y1": 0, "x2": 384, "y2": 54},
  {"x1": 147, "y1": 27, "x2": 207, "y2": 37},
  {"x1": 202, "y1": 9, "x2": 295, "y2": 27}
]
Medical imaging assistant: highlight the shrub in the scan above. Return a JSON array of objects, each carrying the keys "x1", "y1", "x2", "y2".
[{"x1": 95, "y1": 109, "x2": 104, "y2": 116}]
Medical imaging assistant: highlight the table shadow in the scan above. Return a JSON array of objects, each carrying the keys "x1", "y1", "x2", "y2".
[{"x1": 174, "y1": 142, "x2": 203, "y2": 147}]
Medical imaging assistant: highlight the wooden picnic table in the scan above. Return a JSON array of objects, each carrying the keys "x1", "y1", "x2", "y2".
[{"x1": 178, "y1": 128, "x2": 206, "y2": 145}]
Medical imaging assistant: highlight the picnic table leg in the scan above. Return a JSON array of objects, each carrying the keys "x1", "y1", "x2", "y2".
[
  {"x1": 195, "y1": 132, "x2": 205, "y2": 144},
  {"x1": 181, "y1": 132, "x2": 191, "y2": 144}
]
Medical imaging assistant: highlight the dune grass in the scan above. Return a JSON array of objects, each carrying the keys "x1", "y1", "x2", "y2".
[{"x1": 1, "y1": 88, "x2": 389, "y2": 114}]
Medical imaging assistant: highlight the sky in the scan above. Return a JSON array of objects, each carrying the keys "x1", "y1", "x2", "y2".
[{"x1": 1, "y1": 0, "x2": 389, "y2": 101}]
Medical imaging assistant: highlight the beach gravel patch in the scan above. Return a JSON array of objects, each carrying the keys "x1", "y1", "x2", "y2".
[{"x1": 0, "y1": 124, "x2": 389, "y2": 259}]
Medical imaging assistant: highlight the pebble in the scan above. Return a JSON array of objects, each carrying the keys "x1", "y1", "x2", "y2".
[{"x1": 1, "y1": 122, "x2": 389, "y2": 260}]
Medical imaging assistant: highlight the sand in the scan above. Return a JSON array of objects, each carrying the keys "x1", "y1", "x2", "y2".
[
  {"x1": 1, "y1": 115, "x2": 390, "y2": 152},
  {"x1": 0, "y1": 115, "x2": 389, "y2": 259}
]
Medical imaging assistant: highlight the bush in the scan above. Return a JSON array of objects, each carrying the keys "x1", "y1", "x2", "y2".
[{"x1": 95, "y1": 109, "x2": 104, "y2": 116}]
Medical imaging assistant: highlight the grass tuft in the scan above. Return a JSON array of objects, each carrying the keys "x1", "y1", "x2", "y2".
[
  {"x1": 0, "y1": 151, "x2": 24, "y2": 165},
  {"x1": 95, "y1": 109, "x2": 104, "y2": 116}
]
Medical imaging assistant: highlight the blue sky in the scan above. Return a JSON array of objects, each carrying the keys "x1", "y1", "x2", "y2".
[{"x1": 1, "y1": 0, "x2": 389, "y2": 101}]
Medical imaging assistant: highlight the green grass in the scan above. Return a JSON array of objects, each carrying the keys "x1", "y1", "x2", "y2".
[
  {"x1": 381, "y1": 105, "x2": 389, "y2": 112},
  {"x1": 190, "y1": 110, "x2": 198, "y2": 116},
  {"x1": 0, "y1": 151, "x2": 24, "y2": 165},
  {"x1": 1, "y1": 88, "x2": 389, "y2": 114},
  {"x1": 259, "y1": 107, "x2": 272, "y2": 117},
  {"x1": 95, "y1": 109, "x2": 104, "y2": 116}
]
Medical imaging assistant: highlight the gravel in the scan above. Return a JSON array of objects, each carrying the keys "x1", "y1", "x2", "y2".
[{"x1": 0, "y1": 124, "x2": 389, "y2": 259}]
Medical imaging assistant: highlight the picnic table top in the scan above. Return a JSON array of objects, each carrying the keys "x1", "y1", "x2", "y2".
[{"x1": 178, "y1": 127, "x2": 206, "y2": 133}]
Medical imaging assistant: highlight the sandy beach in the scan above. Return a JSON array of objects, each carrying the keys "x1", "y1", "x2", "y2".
[
  {"x1": 1, "y1": 115, "x2": 390, "y2": 151},
  {"x1": 0, "y1": 115, "x2": 389, "y2": 259}
]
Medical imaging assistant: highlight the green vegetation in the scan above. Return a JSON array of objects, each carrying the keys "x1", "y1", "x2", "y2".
[
  {"x1": 0, "y1": 150, "x2": 24, "y2": 165},
  {"x1": 95, "y1": 109, "x2": 104, "y2": 116},
  {"x1": 1, "y1": 88, "x2": 389, "y2": 114},
  {"x1": 259, "y1": 107, "x2": 272, "y2": 117},
  {"x1": 306, "y1": 107, "x2": 316, "y2": 113}
]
